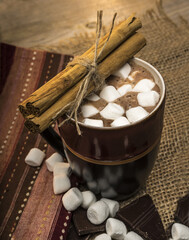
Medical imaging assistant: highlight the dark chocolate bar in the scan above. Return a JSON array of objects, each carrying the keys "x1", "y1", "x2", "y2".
[
  {"x1": 117, "y1": 194, "x2": 167, "y2": 240},
  {"x1": 67, "y1": 223, "x2": 91, "y2": 240},
  {"x1": 175, "y1": 193, "x2": 189, "y2": 227},
  {"x1": 73, "y1": 207, "x2": 105, "y2": 236}
]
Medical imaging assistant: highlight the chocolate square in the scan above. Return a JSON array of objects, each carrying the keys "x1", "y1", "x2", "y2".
[
  {"x1": 73, "y1": 207, "x2": 105, "y2": 236},
  {"x1": 117, "y1": 194, "x2": 167, "y2": 240},
  {"x1": 175, "y1": 193, "x2": 189, "y2": 227},
  {"x1": 67, "y1": 223, "x2": 91, "y2": 240}
]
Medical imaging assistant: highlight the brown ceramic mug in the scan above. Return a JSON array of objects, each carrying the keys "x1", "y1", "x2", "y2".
[{"x1": 55, "y1": 58, "x2": 166, "y2": 200}]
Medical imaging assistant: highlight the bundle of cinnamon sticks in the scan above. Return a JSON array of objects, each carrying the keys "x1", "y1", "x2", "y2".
[{"x1": 19, "y1": 13, "x2": 146, "y2": 133}]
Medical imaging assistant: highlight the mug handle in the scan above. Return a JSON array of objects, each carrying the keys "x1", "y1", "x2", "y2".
[{"x1": 40, "y1": 126, "x2": 66, "y2": 158}]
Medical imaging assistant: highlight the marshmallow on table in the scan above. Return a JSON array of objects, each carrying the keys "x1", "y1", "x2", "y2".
[
  {"x1": 111, "y1": 116, "x2": 130, "y2": 127},
  {"x1": 94, "y1": 233, "x2": 111, "y2": 240},
  {"x1": 124, "y1": 231, "x2": 144, "y2": 240},
  {"x1": 81, "y1": 191, "x2": 97, "y2": 209},
  {"x1": 81, "y1": 104, "x2": 99, "y2": 118},
  {"x1": 106, "y1": 218, "x2": 127, "y2": 240},
  {"x1": 117, "y1": 84, "x2": 132, "y2": 97},
  {"x1": 53, "y1": 162, "x2": 71, "y2": 176},
  {"x1": 100, "y1": 86, "x2": 120, "y2": 102},
  {"x1": 83, "y1": 118, "x2": 103, "y2": 127},
  {"x1": 137, "y1": 91, "x2": 160, "y2": 107},
  {"x1": 113, "y1": 63, "x2": 131, "y2": 79},
  {"x1": 62, "y1": 187, "x2": 83, "y2": 211},
  {"x1": 126, "y1": 106, "x2": 149, "y2": 123},
  {"x1": 100, "y1": 103, "x2": 124, "y2": 120},
  {"x1": 87, "y1": 93, "x2": 100, "y2": 101},
  {"x1": 171, "y1": 223, "x2": 189, "y2": 240},
  {"x1": 45, "y1": 152, "x2": 63, "y2": 172},
  {"x1": 87, "y1": 200, "x2": 110, "y2": 225},
  {"x1": 25, "y1": 148, "x2": 45, "y2": 167},
  {"x1": 133, "y1": 79, "x2": 155, "y2": 92},
  {"x1": 101, "y1": 198, "x2": 119, "y2": 217},
  {"x1": 53, "y1": 174, "x2": 71, "y2": 194}
]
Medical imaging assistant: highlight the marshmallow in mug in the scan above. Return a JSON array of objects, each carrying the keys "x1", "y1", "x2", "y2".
[
  {"x1": 25, "y1": 148, "x2": 46, "y2": 167},
  {"x1": 62, "y1": 187, "x2": 83, "y2": 211},
  {"x1": 99, "y1": 85, "x2": 120, "y2": 103},
  {"x1": 87, "y1": 200, "x2": 109, "y2": 225},
  {"x1": 45, "y1": 152, "x2": 63, "y2": 172},
  {"x1": 113, "y1": 63, "x2": 131, "y2": 79},
  {"x1": 100, "y1": 103, "x2": 124, "y2": 120},
  {"x1": 106, "y1": 218, "x2": 127, "y2": 240}
]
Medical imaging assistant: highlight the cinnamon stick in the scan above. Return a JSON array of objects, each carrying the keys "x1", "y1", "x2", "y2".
[
  {"x1": 25, "y1": 32, "x2": 146, "y2": 133},
  {"x1": 19, "y1": 14, "x2": 142, "y2": 117}
]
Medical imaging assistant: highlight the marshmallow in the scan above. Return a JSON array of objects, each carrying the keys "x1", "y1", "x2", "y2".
[
  {"x1": 117, "y1": 84, "x2": 132, "y2": 97},
  {"x1": 83, "y1": 118, "x2": 103, "y2": 127},
  {"x1": 106, "y1": 218, "x2": 127, "y2": 240},
  {"x1": 82, "y1": 167, "x2": 93, "y2": 181},
  {"x1": 97, "y1": 177, "x2": 109, "y2": 191},
  {"x1": 111, "y1": 116, "x2": 130, "y2": 127},
  {"x1": 126, "y1": 106, "x2": 149, "y2": 123},
  {"x1": 114, "y1": 63, "x2": 131, "y2": 79},
  {"x1": 133, "y1": 79, "x2": 155, "y2": 92},
  {"x1": 94, "y1": 233, "x2": 111, "y2": 240},
  {"x1": 53, "y1": 162, "x2": 71, "y2": 176},
  {"x1": 101, "y1": 187, "x2": 117, "y2": 198},
  {"x1": 101, "y1": 198, "x2": 119, "y2": 217},
  {"x1": 87, "y1": 181, "x2": 100, "y2": 194},
  {"x1": 171, "y1": 223, "x2": 189, "y2": 240},
  {"x1": 124, "y1": 231, "x2": 144, "y2": 240},
  {"x1": 45, "y1": 152, "x2": 63, "y2": 172},
  {"x1": 81, "y1": 104, "x2": 99, "y2": 118},
  {"x1": 87, "y1": 93, "x2": 100, "y2": 101},
  {"x1": 81, "y1": 191, "x2": 97, "y2": 209},
  {"x1": 25, "y1": 148, "x2": 45, "y2": 167},
  {"x1": 87, "y1": 200, "x2": 109, "y2": 225},
  {"x1": 53, "y1": 174, "x2": 71, "y2": 194},
  {"x1": 128, "y1": 71, "x2": 140, "y2": 81},
  {"x1": 100, "y1": 86, "x2": 120, "y2": 102},
  {"x1": 62, "y1": 187, "x2": 83, "y2": 211},
  {"x1": 100, "y1": 103, "x2": 124, "y2": 120},
  {"x1": 137, "y1": 91, "x2": 160, "y2": 107}
]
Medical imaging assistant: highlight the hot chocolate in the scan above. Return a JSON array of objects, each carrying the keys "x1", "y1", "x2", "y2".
[{"x1": 78, "y1": 60, "x2": 160, "y2": 127}]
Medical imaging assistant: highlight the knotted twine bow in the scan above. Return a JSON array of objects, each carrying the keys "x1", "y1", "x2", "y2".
[{"x1": 59, "y1": 10, "x2": 117, "y2": 135}]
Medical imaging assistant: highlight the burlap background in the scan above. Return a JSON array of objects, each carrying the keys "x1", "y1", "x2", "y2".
[{"x1": 49, "y1": 1, "x2": 189, "y2": 230}]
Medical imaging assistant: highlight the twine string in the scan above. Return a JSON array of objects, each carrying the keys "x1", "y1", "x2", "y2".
[{"x1": 58, "y1": 10, "x2": 117, "y2": 135}]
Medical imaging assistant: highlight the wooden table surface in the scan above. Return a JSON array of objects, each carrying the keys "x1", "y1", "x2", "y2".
[{"x1": 0, "y1": 0, "x2": 189, "y2": 55}]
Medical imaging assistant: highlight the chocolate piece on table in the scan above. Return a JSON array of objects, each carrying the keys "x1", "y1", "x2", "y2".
[
  {"x1": 73, "y1": 207, "x2": 105, "y2": 236},
  {"x1": 175, "y1": 193, "x2": 189, "y2": 227},
  {"x1": 116, "y1": 194, "x2": 167, "y2": 240},
  {"x1": 67, "y1": 223, "x2": 91, "y2": 240}
]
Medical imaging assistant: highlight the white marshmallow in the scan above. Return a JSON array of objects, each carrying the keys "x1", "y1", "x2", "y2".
[
  {"x1": 101, "y1": 198, "x2": 119, "y2": 217},
  {"x1": 83, "y1": 118, "x2": 103, "y2": 127},
  {"x1": 81, "y1": 104, "x2": 99, "y2": 118},
  {"x1": 62, "y1": 187, "x2": 83, "y2": 211},
  {"x1": 137, "y1": 91, "x2": 160, "y2": 107},
  {"x1": 87, "y1": 181, "x2": 100, "y2": 194},
  {"x1": 87, "y1": 200, "x2": 109, "y2": 225},
  {"x1": 94, "y1": 233, "x2": 111, "y2": 240},
  {"x1": 100, "y1": 103, "x2": 124, "y2": 120},
  {"x1": 133, "y1": 79, "x2": 155, "y2": 92},
  {"x1": 53, "y1": 162, "x2": 71, "y2": 176},
  {"x1": 126, "y1": 106, "x2": 149, "y2": 123},
  {"x1": 87, "y1": 93, "x2": 100, "y2": 101},
  {"x1": 171, "y1": 223, "x2": 189, "y2": 240},
  {"x1": 81, "y1": 191, "x2": 97, "y2": 209},
  {"x1": 53, "y1": 174, "x2": 71, "y2": 194},
  {"x1": 106, "y1": 218, "x2": 127, "y2": 240},
  {"x1": 117, "y1": 84, "x2": 132, "y2": 97},
  {"x1": 45, "y1": 152, "x2": 63, "y2": 172},
  {"x1": 128, "y1": 71, "x2": 140, "y2": 81},
  {"x1": 114, "y1": 63, "x2": 131, "y2": 79},
  {"x1": 25, "y1": 148, "x2": 45, "y2": 167},
  {"x1": 124, "y1": 231, "x2": 144, "y2": 240},
  {"x1": 100, "y1": 86, "x2": 120, "y2": 102},
  {"x1": 101, "y1": 187, "x2": 117, "y2": 198},
  {"x1": 97, "y1": 177, "x2": 109, "y2": 191},
  {"x1": 111, "y1": 116, "x2": 130, "y2": 127}
]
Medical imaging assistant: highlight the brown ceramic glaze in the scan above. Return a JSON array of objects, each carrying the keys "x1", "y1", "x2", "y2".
[{"x1": 58, "y1": 58, "x2": 166, "y2": 200}]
